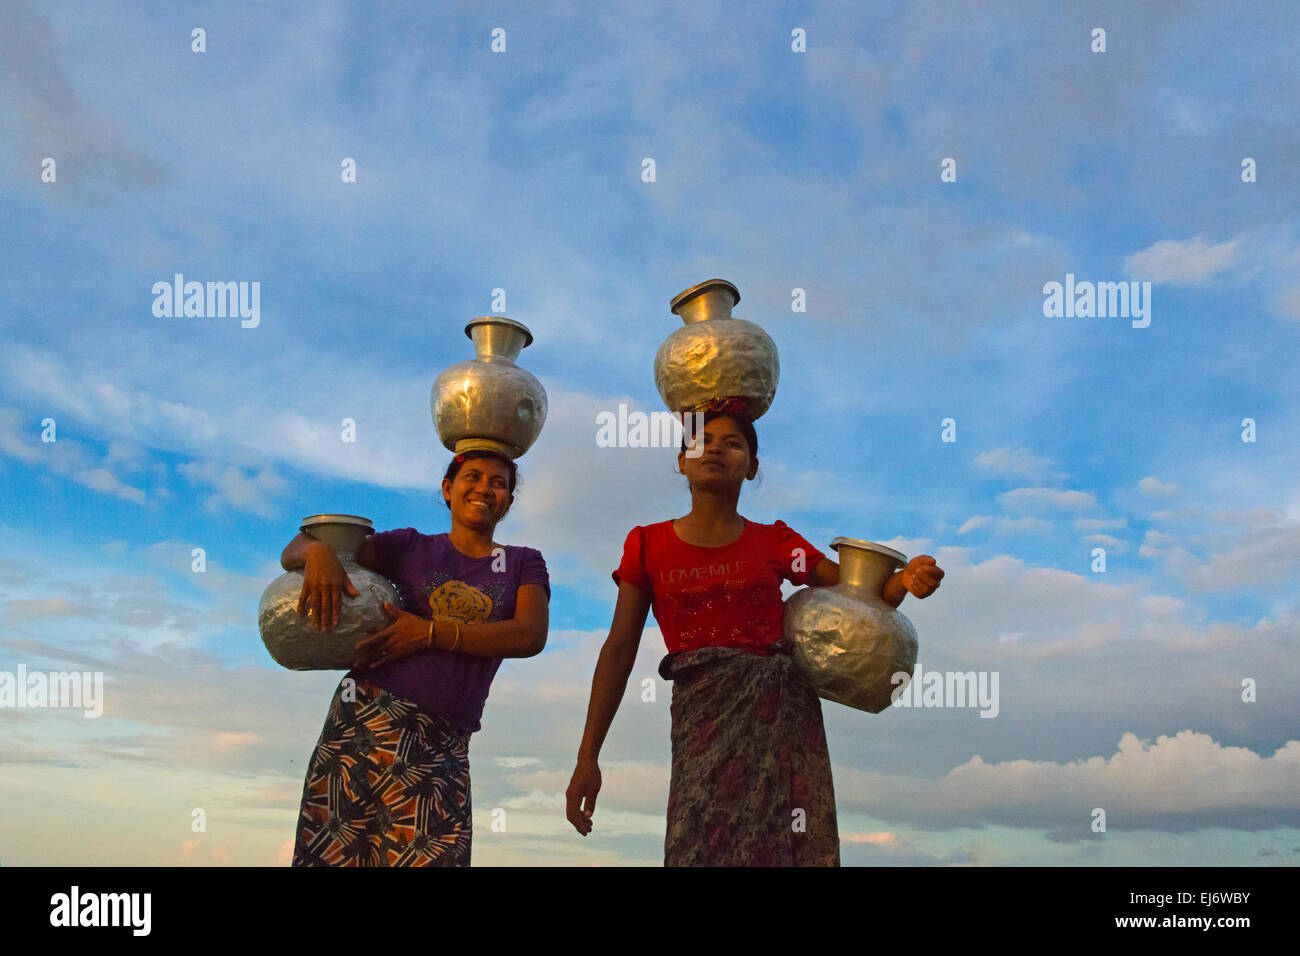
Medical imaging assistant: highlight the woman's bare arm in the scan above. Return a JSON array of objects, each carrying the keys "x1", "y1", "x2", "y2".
[
  {"x1": 576, "y1": 580, "x2": 652, "y2": 761},
  {"x1": 423, "y1": 583, "x2": 549, "y2": 659},
  {"x1": 281, "y1": 531, "x2": 379, "y2": 571},
  {"x1": 281, "y1": 531, "x2": 324, "y2": 570},
  {"x1": 280, "y1": 531, "x2": 357, "y2": 630},
  {"x1": 287, "y1": 527, "x2": 549, "y2": 660},
  {"x1": 807, "y1": 556, "x2": 839, "y2": 587},
  {"x1": 807, "y1": 555, "x2": 905, "y2": 606},
  {"x1": 566, "y1": 579, "x2": 652, "y2": 835}
]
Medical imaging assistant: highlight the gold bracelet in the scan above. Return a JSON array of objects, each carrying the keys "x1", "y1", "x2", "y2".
[
  {"x1": 451, "y1": 622, "x2": 462, "y2": 652},
  {"x1": 427, "y1": 619, "x2": 435, "y2": 649}
]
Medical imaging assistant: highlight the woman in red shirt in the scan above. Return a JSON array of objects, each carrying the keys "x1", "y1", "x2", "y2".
[{"x1": 565, "y1": 402, "x2": 943, "y2": 865}]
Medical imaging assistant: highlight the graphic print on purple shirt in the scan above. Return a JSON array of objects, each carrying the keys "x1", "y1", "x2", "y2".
[{"x1": 351, "y1": 528, "x2": 550, "y2": 733}]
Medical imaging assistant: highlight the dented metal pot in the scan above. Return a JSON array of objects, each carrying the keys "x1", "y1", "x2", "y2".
[
  {"x1": 783, "y1": 537, "x2": 918, "y2": 713},
  {"x1": 258, "y1": 514, "x2": 400, "y2": 671},
  {"x1": 653, "y1": 279, "x2": 780, "y2": 420}
]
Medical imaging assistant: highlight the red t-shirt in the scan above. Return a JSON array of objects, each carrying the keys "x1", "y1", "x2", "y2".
[{"x1": 612, "y1": 518, "x2": 826, "y2": 654}]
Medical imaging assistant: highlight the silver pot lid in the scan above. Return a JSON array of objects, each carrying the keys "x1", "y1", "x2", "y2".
[
  {"x1": 670, "y1": 278, "x2": 740, "y2": 318},
  {"x1": 300, "y1": 514, "x2": 374, "y2": 531},
  {"x1": 829, "y1": 537, "x2": 907, "y2": 565},
  {"x1": 464, "y1": 316, "x2": 534, "y2": 348}
]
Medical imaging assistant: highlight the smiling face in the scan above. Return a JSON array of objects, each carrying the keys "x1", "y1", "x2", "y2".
[
  {"x1": 678, "y1": 415, "x2": 758, "y2": 490},
  {"x1": 442, "y1": 457, "x2": 513, "y2": 530}
]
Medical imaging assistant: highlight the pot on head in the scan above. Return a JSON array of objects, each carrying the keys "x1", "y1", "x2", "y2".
[
  {"x1": 653, "y1": 279, "x2": 780, "y2": 420},
  {"x1": 431, "y1": 317, "x2": 548, "y2": 460}
]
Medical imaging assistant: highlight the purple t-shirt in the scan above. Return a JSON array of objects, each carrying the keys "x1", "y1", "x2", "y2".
[{"x1": 350, "y1": 528, "x2": 550, "y2": 733}]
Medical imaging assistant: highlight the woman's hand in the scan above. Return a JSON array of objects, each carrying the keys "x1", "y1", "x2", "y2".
[
  {"x1": 297, "y1": 541, "x2": 360, "y2": 631},
  {"x1": 901, "y1": 555, "x2": 944, "y2": 599},
  {"x1": 353, "y1": 602, "x2": 433, "y2": 670},
  {"x1": 565, "y1": 756, "x2": 602, "y2": 836}
]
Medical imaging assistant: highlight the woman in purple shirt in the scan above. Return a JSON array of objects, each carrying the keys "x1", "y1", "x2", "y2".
[{"x1": 280, "y1": 450, "x2": 550, "y2": 866}]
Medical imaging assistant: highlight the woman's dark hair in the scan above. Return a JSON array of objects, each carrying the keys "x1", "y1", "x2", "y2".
[
  {"x1": 442, "y1": 450, "x2": 518, "y2": 510},
  {"x1": 680, "y1": 409, "x2": 759, "y2": 462}
]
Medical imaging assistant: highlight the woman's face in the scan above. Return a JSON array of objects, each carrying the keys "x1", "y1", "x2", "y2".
[
  {"x1": 443, "y1": 458, "x2": 513, "y2": 529},
  {"x1": 679, "y1": 416, "x2": 756, "y2": 490}
]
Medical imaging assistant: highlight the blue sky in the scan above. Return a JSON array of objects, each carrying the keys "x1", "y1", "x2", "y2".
[{"x1": 1, "y1": 0, "x2": 1298, "y2": 865}]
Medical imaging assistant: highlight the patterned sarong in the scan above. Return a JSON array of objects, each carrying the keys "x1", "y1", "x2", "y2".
[
  {"x1": 658, "y1": 639, "x2": 840, "y2": 866},
  {"x1": 292, "y1": 677, "x2": 473, "y2": 866}
]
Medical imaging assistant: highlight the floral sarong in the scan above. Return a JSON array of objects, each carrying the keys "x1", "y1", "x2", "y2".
[
  {"x1": 292, "y1": 676, "x2": 472, "y2": 866},
  {"x1": 658, "y1": 639, "x2": 840, "y2": 866}
]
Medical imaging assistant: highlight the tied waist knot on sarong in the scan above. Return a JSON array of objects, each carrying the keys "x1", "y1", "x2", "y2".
[
  {"x1": 658, "y1": 636, "x2": 796, "y2": 682},
  {"x1": 657, "y1": 638, "x2": 841, "y2": 867}
]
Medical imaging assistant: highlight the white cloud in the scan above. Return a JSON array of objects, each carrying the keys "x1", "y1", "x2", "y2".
[
  {"x1": 1083, "y1": 534, "x2": 1126, "y2": 553},
  {"x1": 104, "y1": 440, "x2": 149, "y2": 472},
  {"x1": 1139, "y1": 476, "x2": 1181, "y2": 497},
  {"x1": 1173, "y1": 523, "x2": 1300, "y2": 594},
  {"x1": 1209, "y1": 508, "x2": 1284, "y2": 527},
  {"x1": 994, "y1": 516, "x2": 1052, "y2": 535},
  {"x1": 495, "y1": 757, "x2": 544, "y2": 768},
  {"x1": 72, "y1": 467, "x2": 147, "y2": 505},
  {"x1": 834, "y1": 731, "x2": 1300, "y2": 832},
  {"x1": 841, "y1": 830, "x2": 907, "y2": 847},
  {"x1": 954, "y1": 514, "x2": 1053, "y2": 536},
  {"x1": 1075, "y1": 517, "x2": 1127, "y2": 532},
  {"x1": 1133, "y1": 510, "x2": 1300, "y2": 596},
  {"x1": 1000, "y1": 487, "x2": 1098, "y2": 514},
  {"x1": 876, "y1": 536, "x2": 934, "y2": 558},
  {"x1": 0, "y1": 406, "x2": 44, "y2": 464},
  {"x1": 176, "y1": 459, "x2": 289, "y2": 518},
  {"x1": 502, "y1": 763, "x2": 670, "y2": 818},
  {"x1": 3, "y1": 596, "x2": 81, "y2": 622},
  {"x1": 0, "y1": 346, "x2": 433, "y2": 492},
  {"x1": 971, "y1": 447, "x2": 1056, "y2": 479},
  {"x1": 1125, "y1": 236, "x2": 1239, "y2": 285},
  {"x1": 0, "y1": 405, "x2": 151, "y2": 505},
  {"x1": 1140, "y1": 595, "x2": 1185, "y2": 616}
]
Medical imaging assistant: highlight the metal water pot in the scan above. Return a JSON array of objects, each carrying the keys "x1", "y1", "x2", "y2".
[
  {"x1": 258, "y1": 514, "x2": 401, "y2": 670},
  {"x1": 783, "y1": 538, "x2": 918, "y2": 713},
  {"x1": 653, "y1": 278, "x2": 780, "y2": 419},
  {"x1": 430, "y1": 316, "x2": 547, "y2": 459}
]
